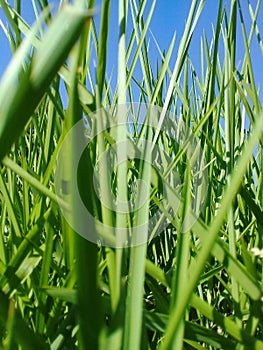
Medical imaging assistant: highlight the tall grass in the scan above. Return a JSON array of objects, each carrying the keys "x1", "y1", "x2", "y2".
[{"x1": 0, "y1": 0, "x2": 263, "y2": 349}]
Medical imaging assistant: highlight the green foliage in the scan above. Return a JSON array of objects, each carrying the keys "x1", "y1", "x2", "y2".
[{"x1": 0, "y1": 0, "x2": 263, "y2": 349}]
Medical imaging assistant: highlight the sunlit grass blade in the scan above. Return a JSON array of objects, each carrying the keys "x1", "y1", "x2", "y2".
[
  {"x1": 160, "y1": 110, "x2": 263, "y2": 349},
  {"x1": 0, "y1": 5, "x2": 92, "y2": 161}
]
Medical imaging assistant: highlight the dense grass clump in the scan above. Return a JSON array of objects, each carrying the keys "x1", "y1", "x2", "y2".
[{"x1": 0, "y1": 0, "x2": 263, "y2": 349}]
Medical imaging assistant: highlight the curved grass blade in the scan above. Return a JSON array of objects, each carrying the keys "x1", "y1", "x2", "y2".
[{"x1": 0, "y1": 5, "x2": 92, "y2": 161}]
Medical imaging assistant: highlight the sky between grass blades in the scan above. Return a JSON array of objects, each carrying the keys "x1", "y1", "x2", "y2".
[{"x1": 0, "y1": 1, "x2": 263, "y2": 105}]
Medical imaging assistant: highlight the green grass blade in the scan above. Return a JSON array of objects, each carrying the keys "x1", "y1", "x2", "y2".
[{"x1": 0, "y1": 5, "x2": 92, "y2": 161}]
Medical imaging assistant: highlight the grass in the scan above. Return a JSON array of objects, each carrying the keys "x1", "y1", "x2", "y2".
[{"x1": 0, "y1": 0, "x2": 263, "y2": 349}]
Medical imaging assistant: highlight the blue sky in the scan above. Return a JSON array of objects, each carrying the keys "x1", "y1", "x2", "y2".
[{"x1": 0, "y1": 1, "x2": 262, "y2": 100}]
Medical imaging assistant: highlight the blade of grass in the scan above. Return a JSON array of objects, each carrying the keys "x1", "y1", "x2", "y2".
[
  {"x1": 0, "y1": 5, "x2": 92, "y2": 161},
  {"x1": 0, "y1": 291, "x2": 48, "y2": 349},
  {"x1": 160, "y1": 110, "x2": 263, "y2": 349}
]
